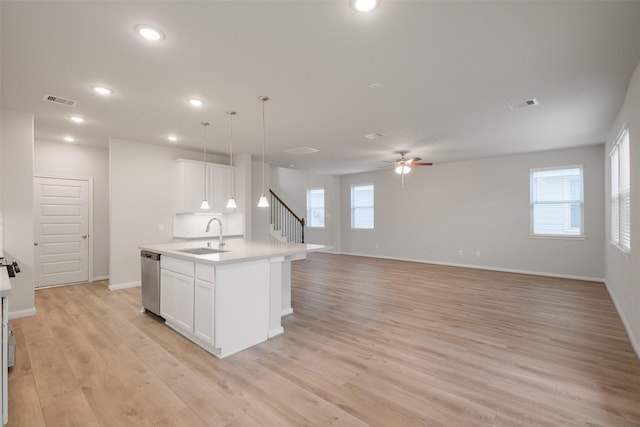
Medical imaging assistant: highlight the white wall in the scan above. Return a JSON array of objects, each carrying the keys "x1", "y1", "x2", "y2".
[
  {"x1": 34, "y1": 140, "x2": 109, "y2": 280},
  {"x1": 0, "y1": 109, "x2": 35, "y2": 316},
  {"x1": 234, "y1": 153, "x2": 252, "y2": 240},
  {"x1": 339, "y1": 145, "x2": 605, "y2": 280},
  {"x1": 605, "y1": 60, "x2": 640, "y2": 357},
  {"x1": 109, "y1": 138, "x2": 228, "y2": 288},
  {"x1": 251, "y1": 160, "x2": 271, "y2": 241},
  {"x1": 270, "y1": 167, "x2": 338, "y2": 246}
]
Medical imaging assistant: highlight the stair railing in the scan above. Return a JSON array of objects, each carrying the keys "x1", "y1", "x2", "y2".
[{"x1": 269, "y1": 189, "x2": 305, "y2": 243}]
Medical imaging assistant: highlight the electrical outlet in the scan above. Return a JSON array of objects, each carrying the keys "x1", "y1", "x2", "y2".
[
  {"x1": 476, "y1": 251, "x2": 481, "y2": 257},
  {"x1": 158, "y1": 224, "x2": 165, "y2": 231},
  {"x1": 458, "y1": 250, "x2": 463, "y2": 256},
  {"x1": 375, "y1": 243, "x2": 379, "y2": 249}
]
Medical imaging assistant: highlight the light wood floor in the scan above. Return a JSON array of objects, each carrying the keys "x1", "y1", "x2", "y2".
[{"x1": 7, "y1": 253, "x2": 640, "y2": 426}]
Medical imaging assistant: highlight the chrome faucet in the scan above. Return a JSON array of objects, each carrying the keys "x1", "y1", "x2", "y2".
[{"x1": 205, "y1": 217, "x2": 225, "y2": 248}]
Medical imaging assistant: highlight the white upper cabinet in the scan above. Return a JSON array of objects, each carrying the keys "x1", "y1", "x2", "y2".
[{"x1": 174, "y1": 159, "x2": 234, "y2": 214}]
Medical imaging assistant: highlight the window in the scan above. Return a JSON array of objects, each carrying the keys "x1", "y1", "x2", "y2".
[
  {"x1": 610, "y1": 128, "x2": 631, "y2": 252},
  {"x1": 530, "y1": 166, "x2": 584, "y2": 237},
  {"x1": 351, "y1": 184, "x2": 374, "y2": 229},
  {"x1": 306, "y1": 188, "x2": 325, "y2": 228}
]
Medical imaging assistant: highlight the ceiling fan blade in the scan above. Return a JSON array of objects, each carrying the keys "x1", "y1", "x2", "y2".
[{"x1": 413, "y1": 162, "x2": 433, "y2": 166}]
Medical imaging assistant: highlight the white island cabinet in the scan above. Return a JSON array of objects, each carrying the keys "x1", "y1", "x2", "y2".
[
  {"x1": 160, "y1": 256, "x2": 194, "y2": 335},
  {"x1": 142, "y1": 240, "x2": 327, "y2": 358}
]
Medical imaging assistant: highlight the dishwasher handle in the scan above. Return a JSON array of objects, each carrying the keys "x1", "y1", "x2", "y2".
[{"x1": 141, "y1": 251, "x2": 160, "y2": 261}]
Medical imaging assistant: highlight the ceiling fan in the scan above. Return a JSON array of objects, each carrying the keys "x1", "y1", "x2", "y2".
[{"x1": 381, "y1": 151, "x2": 433, "y2": 185}]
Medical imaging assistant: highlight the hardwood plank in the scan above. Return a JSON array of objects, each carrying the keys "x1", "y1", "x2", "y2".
[
  {"x1": 40, "y1": 390, "x2": 100, "y2": 427},
  {"x1": 7, "y1": 253, "x2": 640, "y2": 426},
  {"x1": 7, "y1": 374, "x2": 46, "y2": 427}
]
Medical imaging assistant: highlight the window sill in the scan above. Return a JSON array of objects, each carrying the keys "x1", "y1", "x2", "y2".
[{"x1": 528, "y1": 234, "x2": 587, "y2": 241}]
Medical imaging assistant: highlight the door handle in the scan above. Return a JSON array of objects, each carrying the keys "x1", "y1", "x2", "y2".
[
  {"x1": 82, "y1": 235, "x2": 88, "y2": 239},
  {"x1": 34, "y1": 242, "x2": 39, "y2": 246}
]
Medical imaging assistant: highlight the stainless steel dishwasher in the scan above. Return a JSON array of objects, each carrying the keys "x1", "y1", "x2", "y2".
[{"x1": 141, "y1": 250, "x2": 161, "y2": 316}]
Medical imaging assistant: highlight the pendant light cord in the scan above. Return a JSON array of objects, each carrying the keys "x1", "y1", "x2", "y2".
[
  {"x1": 202, "y1": 122, "x2": 210, "y2": 202},
  {"x1": 261, "y1": 100, "x2": 266, "y2": 197},
  {"x1": 228, "y1": 112, "x2": 235, "y2": 197}
]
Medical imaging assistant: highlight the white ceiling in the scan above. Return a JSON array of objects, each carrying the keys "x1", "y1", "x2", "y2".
[{"x1": 2, "y1": 1, "x2": 640, "y2": 175}]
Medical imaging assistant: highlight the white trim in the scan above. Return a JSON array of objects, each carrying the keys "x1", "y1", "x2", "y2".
[
  {"x1": 8, "y1": 308, "x2": 37, "y2": 319},
  {"x1": 268, "y1": 326, "x2": 284, "y2": 338},
  {"x1": 108, "y1": 281, "x2": 141, "y2": 291},
  {"x1": 608, "y1": 125, "x2": 628, "y2": 156},
  {"x1": 604, "y1": 280, "x2": 640, "y2": 361},
  {"x1": 529, "y1": 165, "x2": 584, "y2": 237},
  {"x1": 281, "y1": 307, "x2": 293, "y2": 316},
  {"x1": 92, "y1": 275, "x2": 109, "y2": 282},
  {"x1": 528, "y1": 234, "x2": 587, "y2": 240},
  {"x1": 341, "y1": 251, "x2": 605, "y2": 283},
  {"x1": 33, "y1": 175, "x2": 94, "y2": 287}
]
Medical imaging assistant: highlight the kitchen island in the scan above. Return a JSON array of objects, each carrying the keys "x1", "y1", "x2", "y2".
[{"x1": 138, "y1": 239, "x2": 326, "y2": 358}]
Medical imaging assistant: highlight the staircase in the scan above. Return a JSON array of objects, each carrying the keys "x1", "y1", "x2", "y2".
[{"x1": 269, "y1": 190, "x2": 305, "y2": 245}]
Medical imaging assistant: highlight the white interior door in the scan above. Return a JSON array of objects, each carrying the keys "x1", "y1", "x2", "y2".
[{"x1": 34, "y1": 177, "x2": 89, "y2": 287}]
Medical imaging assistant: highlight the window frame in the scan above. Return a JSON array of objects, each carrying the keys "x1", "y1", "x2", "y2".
[
  {"x1": 609, "y1": 127, "x2": 631, "y2": 254},
  {"x1": 529, "y1": 165, "x2": 585, "y2": 239},
  {"x1": 350, "y1": 184, "x2": 375, "y2": 230},
  {"x1": 306, "y1": 187, "x2": 325, "y2": 229}
]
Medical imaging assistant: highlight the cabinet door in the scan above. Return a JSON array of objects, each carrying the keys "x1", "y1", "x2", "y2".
[
  {"x1": 160, "y1": 269, "x2": 176, "y2": 321},
  {"x1": 194, "y1": 279, "x2": 214, "y2": 344},
  {"x1": 209, "y1": 164, "x2": 233, "y2": 213},
  {"x1": 174, "y1": 272, "x2": 195, "y2": 333},
  {"x1": 183, "y1": 161, "x2": 208, "y2": 213}
]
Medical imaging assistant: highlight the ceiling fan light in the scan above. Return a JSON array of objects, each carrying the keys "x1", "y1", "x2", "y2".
[{"x1": 395, "y1": 165, "x2": 411, "y2": 174}]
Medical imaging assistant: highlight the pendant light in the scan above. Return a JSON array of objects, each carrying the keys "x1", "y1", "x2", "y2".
[
  {"x1": 200, "y1": 122, "x2": 210, "y2": 210},
  {"x1": 226, "y1": 111, "x2": 238, "y2": 209},
  {"x1": 257, "y1": 96, "x2": 270, "y2": 208}
]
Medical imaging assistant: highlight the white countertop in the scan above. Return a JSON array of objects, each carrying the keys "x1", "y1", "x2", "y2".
[
  {"x1": 0, "y1": 252, "x2": 13, "y2": 298},
  {"x1": 139, "y1": 239, "x2": 327, "y2": 265}
]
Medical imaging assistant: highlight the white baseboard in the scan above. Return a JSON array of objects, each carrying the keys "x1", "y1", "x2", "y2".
[
  {"x1": 604, "y1": 280, "x2": 640, "y2": 361},
  {"x1": 108, "y1": 281, "x2": 141, "y2": 291},
  {"x1": 9, "y1": 307, "x2": 37, "y2": 319},
  {"x1": 92, "y1": 275, "x2": 109, "y2": 282},
  {"x1": 268, "y1": 327, "x2": 284, "y2": 338},
  {"x1": 341, "y1": 251, "x2": 605, "y2": 283},
  {"x1": 281, "y1": 307, "x2": 293, "y2": 316}
]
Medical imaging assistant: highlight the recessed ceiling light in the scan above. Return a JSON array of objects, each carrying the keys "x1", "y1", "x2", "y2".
[
  {"x1": 63, "y1": 136, "x2": 75, "y2": 143},
  {"x1": 350, "y1": 0, "x2": 380, "y2": 12},
  {"x1": 69, "y1": 115, "x2": 85, "y2": 124},
  {"x1": 368, "y1": 82, "x2": 383, "y2": 89},
  {"x1": 167, "y1": 135, "x2": 178, "y2": 142},
  {"x1": 92, "y1": 85, "x2": 113, "y2": 95},
  {"x1": 188, "y1": 98, "x2": 204, "y2": 107},
  {"x1": 135, "y1": 24, "x2": 165, "y2": 41}
]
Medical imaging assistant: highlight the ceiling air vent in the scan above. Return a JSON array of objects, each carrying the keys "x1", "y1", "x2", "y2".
[
  {"x1": 42, "y1": 94, "x2": 78, "y2": 107},
  {"x1": 507, "y1": 98, "x2": 539, "y2": 111}
]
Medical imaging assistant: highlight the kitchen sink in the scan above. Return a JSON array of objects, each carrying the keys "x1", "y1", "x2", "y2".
[{"x1": 177, "y1": 247, "x2": 228, "y2": 255}]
